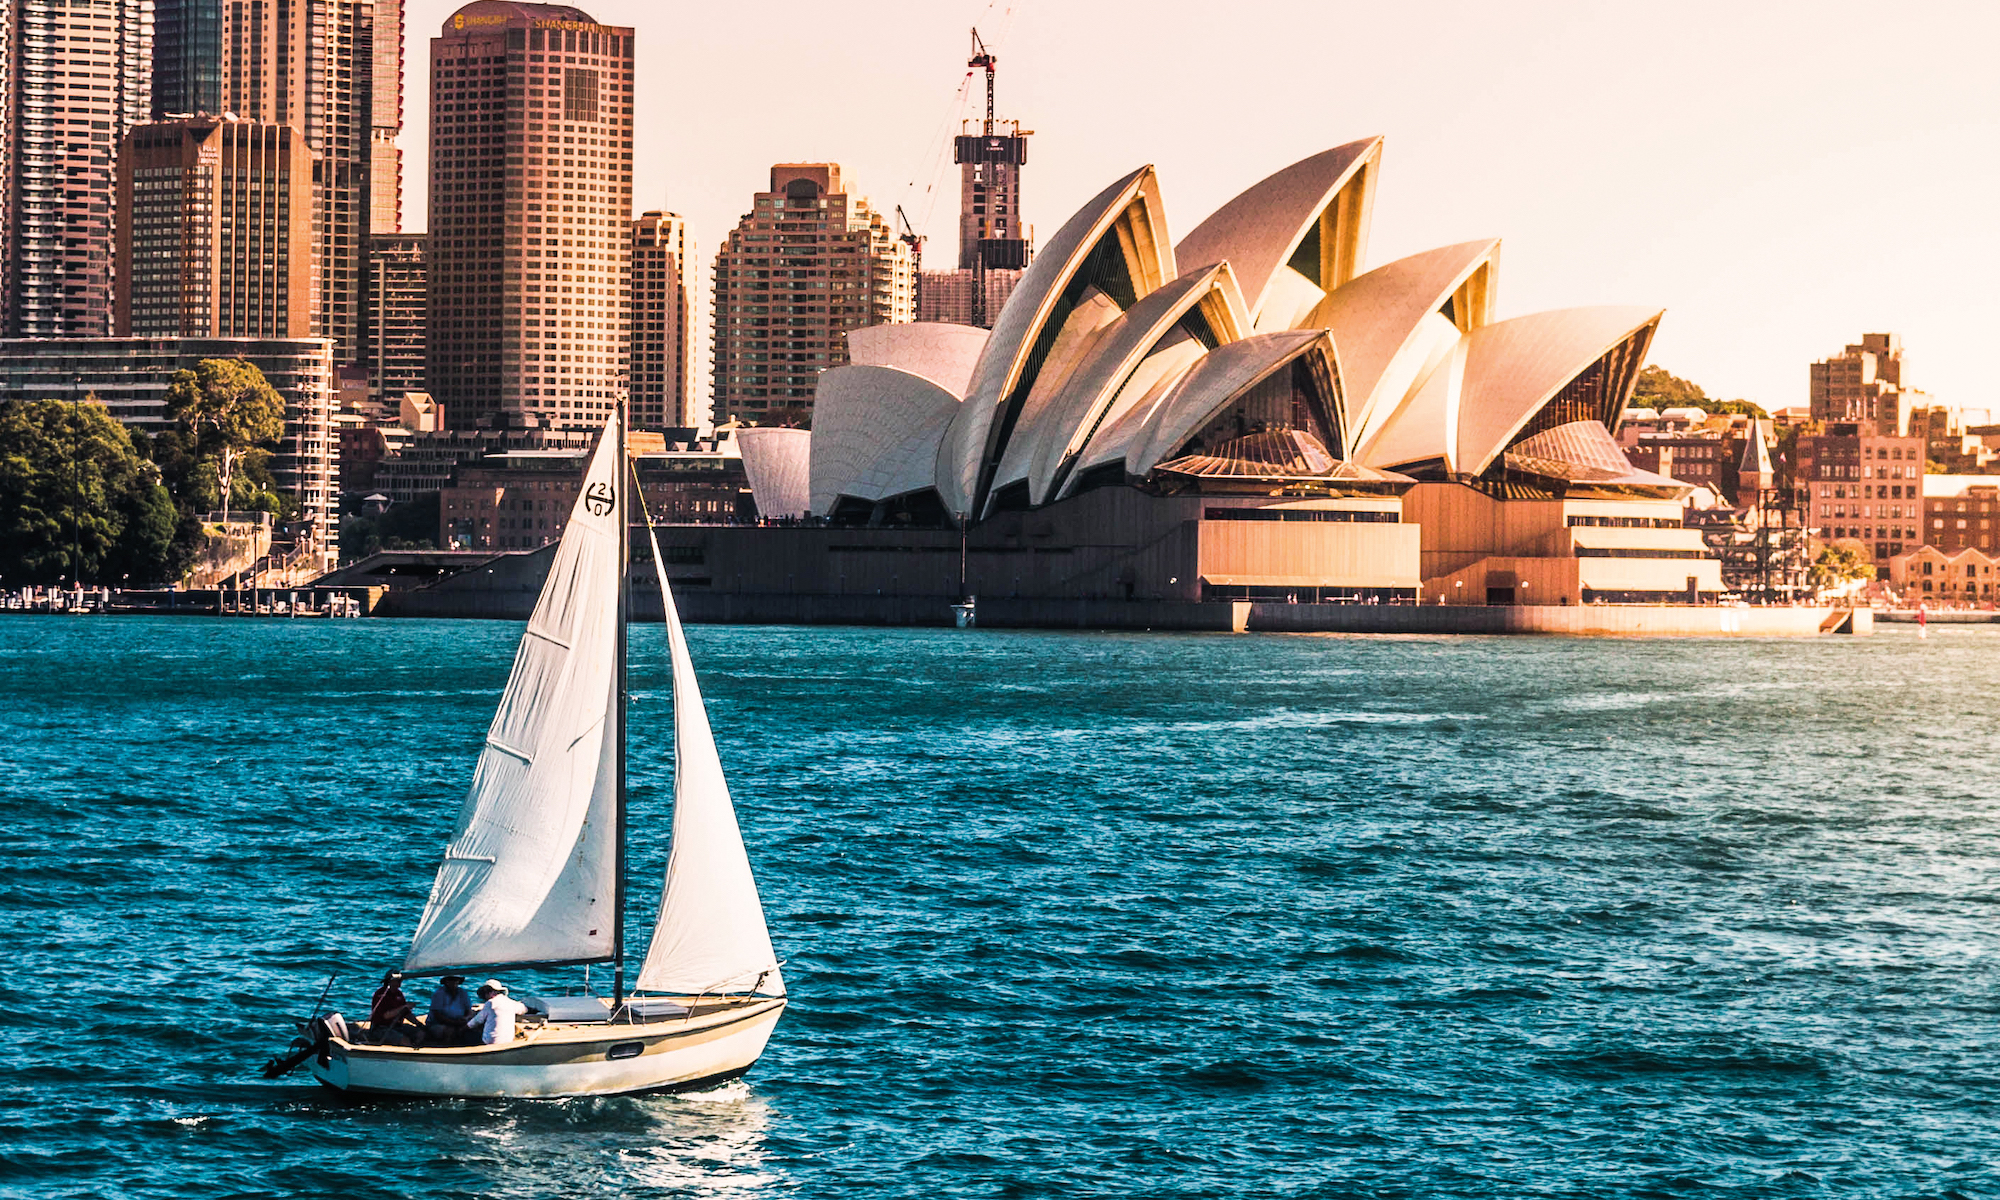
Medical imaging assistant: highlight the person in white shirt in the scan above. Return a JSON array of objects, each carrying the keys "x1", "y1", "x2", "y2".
[{"x1": 469, "y1": 979, "x2": 528, "y2": 1046}]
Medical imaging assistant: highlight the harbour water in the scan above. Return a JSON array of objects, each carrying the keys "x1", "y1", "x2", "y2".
[{"x1": 5, "y1": 617, "x2": 1999, "y2": 1197}]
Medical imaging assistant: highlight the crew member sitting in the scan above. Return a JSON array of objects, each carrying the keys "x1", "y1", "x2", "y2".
[
  {"x1": 367, "y1": 971, "x2": 425, "y2": 1047},
  {"x1": 469, "y1": 979, "x2": 528, "y2": 1046},
  {"x1": 425, "y1": 974, "x2": 476, "y2": 1046}
]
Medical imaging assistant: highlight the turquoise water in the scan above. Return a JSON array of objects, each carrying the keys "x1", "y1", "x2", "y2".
[{"x1": 5, "y1": 616, "x2": 2000, "y2": 1198}]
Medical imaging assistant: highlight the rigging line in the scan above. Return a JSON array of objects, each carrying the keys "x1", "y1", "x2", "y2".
[
  {"x1": 905, "y1": 72, "x2": 970, "y2": 192},
  {"x1": 917, "y1": 74, "x2": 975, "y2": 239},
  {"x1": 905, "y1": 71, "x2": 975, "y2": 241}
]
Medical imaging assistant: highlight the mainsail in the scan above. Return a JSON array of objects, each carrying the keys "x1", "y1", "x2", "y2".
[
  {"x1": 634, "y1": 524, "x2": 783, "y2": 996},
  {"x1": 405, "y1": 414, "x2": 625, "y2": 973}
]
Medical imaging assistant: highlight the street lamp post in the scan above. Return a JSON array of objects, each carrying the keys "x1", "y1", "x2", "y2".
[{"x1": 69, "y1": 375, "x2": 82, "y2": 595}]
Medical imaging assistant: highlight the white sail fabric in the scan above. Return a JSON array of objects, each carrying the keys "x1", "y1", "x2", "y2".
[
  {"x1": 634, "y1": 525, "x2": 783, "y2": 996},
  {"x1": 405, "y1": 415, "x2": 624, "y2": 973}
]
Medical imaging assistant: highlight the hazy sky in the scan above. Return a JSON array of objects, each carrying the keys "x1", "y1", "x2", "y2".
[{"x1": 405, "y1": 0, "x2": 2000, "y2": 413}]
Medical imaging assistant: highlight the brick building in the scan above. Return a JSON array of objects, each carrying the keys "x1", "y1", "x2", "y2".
[
  {"x1": 440, "y1": 446, "x2": 750, "y2": 549},
  {"x1": 1920, "y1": 475, "x2": 2000, "y2": 553},
  {"x1": 1888, "y1": 545, "x2": 1999, "y2": 605},
  {"x1": 1793, "y1": 425, "x2": 1926, "y2": 561}
]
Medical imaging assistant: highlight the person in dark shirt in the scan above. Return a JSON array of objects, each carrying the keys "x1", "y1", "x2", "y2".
[
  {"x1": 368, "y1": 971, "x2": 425, "y2": 1047},
  {"x1": 425, "y1": 974, "x2": 476, "y2": 1046}
]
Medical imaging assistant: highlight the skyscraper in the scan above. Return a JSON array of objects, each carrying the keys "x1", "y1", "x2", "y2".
[
  {"x1": 915, "y1": 30, "x2": 1031, "y2": 330},
  {"x1": 149, "y1": 0, "x2": 396, "y2": 361},
  {"x1": 114, "y1": 117, "x2": 315, "y2": 338},
  {"x1": 363, "y1": 232, "x2": 427, "y2": 413},
  {"x1": 630, "y1": 211, "x2": 694, "y2": 430},
  {"x1": 152, "y1": 0, "x2": 221, "y2": 119},
  {"x1": 428, "y1": 2, "x2": 635, "y2": 431},
  {"x1": 711, "y1": 163, "x2": 915, "y2": 426},
  {"x1": 953, "y1": 31, "x2": 1028, "y2": 273},
  {"x1": 370, "y1": 0, "x2": 405, "y2": 233},
  {"x1": 0, "y1": 0, "x2": 153, "y2": 338}
]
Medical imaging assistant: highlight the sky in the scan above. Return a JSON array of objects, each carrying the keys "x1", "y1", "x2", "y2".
[{"x1": 403, "y1": 0, "x2": 2000, "y2": 414}]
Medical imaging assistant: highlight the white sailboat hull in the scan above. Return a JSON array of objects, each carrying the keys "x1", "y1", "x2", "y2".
[{"x1": 307, "y1": 997, "x2": 785, "y2": 1099}]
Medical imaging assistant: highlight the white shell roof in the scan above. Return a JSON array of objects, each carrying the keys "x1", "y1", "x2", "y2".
[
  {"x1": 1453, "y1": 306, "x2": 1663, "y2": 475},
  {"x1": 1358, "y1": 332, "x2": 1466, "y2": 473},
  {"x1": 938, "y1": 165, "x2": 1172, "y2": 516},
  {"x1": 1308, "y1": 239, "x2": 1498, "y2": 440},
  {"x1": 1174, "y1": 138, "x2": 1380, "y2": 327},
  {"x1": 735, "y1": 427, "x2": 813, "y2": 520},
  {"x1": 804, "y1": 140, "x2": 1669, "y2": 521},
  {"x1": 1016, "y1": 264, "x2": 1247, "y2": 508},
  {"x1": 844, "y1": 322, "x2": 988, "y2": 398},
  {"x1": 808, "y1": 365, "x2": 962, "y2": 515},
  {"x1": 1124, "y1": 329, "x2": 1331, "y2": 479}
]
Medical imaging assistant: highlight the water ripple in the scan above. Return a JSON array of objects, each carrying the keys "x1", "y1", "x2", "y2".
[{"x1": 3, "y1": 616, "x2": 1997, "y2": 1198}]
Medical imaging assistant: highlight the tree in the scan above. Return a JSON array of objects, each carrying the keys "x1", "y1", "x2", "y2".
[
  {"x1": 1632, "y1": 365, "x2": 1768, "y2": 417},
  {"x1": 1808, "y1": 541, "x2": 1876, "y2": 591},
  {"x1": 0, "y1": 399, "x2": 181, "y2": 586},
  {"x1": 163, "y1": 358, "x2": 286, "y2": 522},
  {"x1": 1633, "y1": 365, "x2": 1707, "y2": 408},
  {"x1": 339, "y1": 493, "x2": 439, "y2": 562}
]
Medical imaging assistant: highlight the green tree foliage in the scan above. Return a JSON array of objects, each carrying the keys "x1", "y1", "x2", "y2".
[
  {"x1": 1633, "y1": 365, "x2": 1707, "y2": 408},
  {"x1": 1632, "y1": 365, "x2": 1768, "y2": 417},
  {"x1": 0, "y1": 399, "x2": 180, "y2": 586},
  {"x1": 1808, "y1": 542, "x2": 1877, "y2": 590},
  {"x1": 159, "y1": 359, "x2": 289, "y2": 517},
  {"x1": 165, "y1": 358, "x2": 284, "y2": 450}
]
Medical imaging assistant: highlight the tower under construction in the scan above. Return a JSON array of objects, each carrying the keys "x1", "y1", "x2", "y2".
[{"x1": 919, "y1": 29, "x2": 1032, "y2": 329}]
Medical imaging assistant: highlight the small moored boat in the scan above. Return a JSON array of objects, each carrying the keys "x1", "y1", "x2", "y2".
[{"x1": 266, "y1": 408, "x2": 785, "y2": 1098}]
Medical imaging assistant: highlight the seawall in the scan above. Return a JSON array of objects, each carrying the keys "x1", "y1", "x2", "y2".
[{"x1": 374, "y1": 584, "x2": 1865, "y2": 636}]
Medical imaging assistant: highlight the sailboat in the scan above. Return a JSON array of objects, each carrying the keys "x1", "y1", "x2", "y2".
[{"x1": 272, "y1": 410, "x2": 786, "y2": 1098}]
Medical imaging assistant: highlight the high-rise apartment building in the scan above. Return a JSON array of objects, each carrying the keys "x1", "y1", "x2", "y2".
[
  {"x1": 630, "y1": 211, "x2": 694, "y2": 429},
  {"x1": 0, "y1": 0, "x2": 152, "y2": 338},
  {"x1": 363, "y1": 232, "x2": 426, "y2": 413},
  {"x1": 0, "y1": 336, "x2": 338, "y2": 564},
  {"x1": 428, "y1": 2, "x2": 635, "y2": 432},
  {"x1": 370, "y1": 0, "x2": 404, "y2": 233},
  {"x1": 114, "y1": 118, "x2": 315, "y2": 338},
  {"x1": 151, "y1": 0, "x2": 394, "y2": 361},
  {"x1": 711, "y1": 163, "x2": 915, "y2": 426}
]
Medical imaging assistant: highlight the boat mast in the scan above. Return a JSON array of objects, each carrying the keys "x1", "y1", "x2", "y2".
[{"x1": 613, "y1": 389, "x2": 630, "y2": 1008}]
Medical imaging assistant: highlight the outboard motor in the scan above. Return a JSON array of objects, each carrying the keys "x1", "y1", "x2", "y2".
[{"x1": 261, "y1": 1011, "x2": 349, "y2": 1078}]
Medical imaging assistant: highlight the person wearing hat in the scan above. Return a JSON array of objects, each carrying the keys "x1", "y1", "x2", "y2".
[
  {"x1": 425, "y1": 974, "x2": 476, "y2": 1046},
  {"x1": 468, "y1": 979, "x2": 527, "y2": 1046}
]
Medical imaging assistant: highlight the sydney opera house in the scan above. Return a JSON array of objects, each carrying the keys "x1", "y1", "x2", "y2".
[{"x1": 687, "y1": 136, "x2": 1732, "y2": 626}]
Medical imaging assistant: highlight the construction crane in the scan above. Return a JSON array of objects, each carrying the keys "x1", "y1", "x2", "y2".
[
  {"x1": 969, "y1": 28, "x2": 997, "y2": 137},
  {"x1": 895, "y1": 204, "x2": 924, "y2": 316}
]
